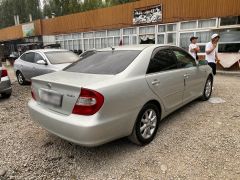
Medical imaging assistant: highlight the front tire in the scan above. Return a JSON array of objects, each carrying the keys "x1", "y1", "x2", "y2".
[
  {"x1": 129, "y1": 103, "x2": 160, "y2": 145},
  {"x1": 201, "y1": 76, "x2": 213, "y2": 101}
]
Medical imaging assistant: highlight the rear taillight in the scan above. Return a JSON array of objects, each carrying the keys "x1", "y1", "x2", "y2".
[
  {"x1": 72, "y1": 88, "x2": 104, "y2": 116},
  {"x1": 1, "y1": 68, "x2": 8, "y2": 78},
  {"x1": 31, "y1": 85, "x2": 36, "y2": 100}
]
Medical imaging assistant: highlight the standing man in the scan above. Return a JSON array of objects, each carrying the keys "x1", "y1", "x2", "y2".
[
  {"x1": 189, "y1": 36, "x2": 200, "y2": 60},
  {"x1": 205, "y1": 34, "x2": 220, "y2": 75}
]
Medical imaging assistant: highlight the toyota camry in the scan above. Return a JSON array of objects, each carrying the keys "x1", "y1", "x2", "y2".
[{"x1": 28, "y1": 45, "x2": 213, "y2": 147}]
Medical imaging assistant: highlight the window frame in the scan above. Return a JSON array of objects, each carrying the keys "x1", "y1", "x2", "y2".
[{"x1": 146, "y1": 47, "x2": 179, "y2": 74}]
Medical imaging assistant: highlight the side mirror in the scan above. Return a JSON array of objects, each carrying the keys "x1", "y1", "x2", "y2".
[{"x1": 36, "y1": 60, "x2": 48, "y2": 65}]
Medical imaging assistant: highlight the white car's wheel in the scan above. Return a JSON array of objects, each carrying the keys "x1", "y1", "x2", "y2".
[
  {"x1": 129, "y1": 103, "x2": 160, "y2": 145},
  {"x1": 201, "y1": 76, "x2": 213, "y2": 101}
]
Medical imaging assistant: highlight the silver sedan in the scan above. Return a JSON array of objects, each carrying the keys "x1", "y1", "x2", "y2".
[
  {"x1": 14, "y1": 49, "x2": 79, "y2": 85},
  {"x1": 28, "y1": 45, "x2": 213, "y2": 147}
]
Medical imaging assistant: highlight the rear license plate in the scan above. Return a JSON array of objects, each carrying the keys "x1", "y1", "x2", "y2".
[{"x1": 39, "y1": 89, "x2": 63, "y2": 107}]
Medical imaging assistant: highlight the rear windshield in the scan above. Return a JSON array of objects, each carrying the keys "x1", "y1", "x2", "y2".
[
  {"x1": 64, "y1": 50, "x2": 141, "y2": 75},
  {"x1": 44, "y1": 51, "x2": 79, "y2": 64}
]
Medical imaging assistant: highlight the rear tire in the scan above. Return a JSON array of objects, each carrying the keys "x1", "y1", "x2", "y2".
[
  {"x1": 16, "y1": 71, "x2": 27, "y2": 85},
  {"x1": 129, "y1": 103, "x2": 160, "y2": 146},
  {"x1": 201, "y1": 76, "x2": 213, "y2": 101}
]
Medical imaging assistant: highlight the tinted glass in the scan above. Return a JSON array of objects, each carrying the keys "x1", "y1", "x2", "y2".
[
  {"x1": 65, "y1": 50, "x2": 141, "y2": 75},
  {"x1": 25, "y1": 52, "x2": 35, "y2": 63},
  {"x1": 173, "y1": 50, "x2": 196, "y2": 68},
  {"x1": 20, "y1": 54, "x2": 27, "y2": 61},
  {"x1": 44, "y1": 51, "x2": 79, "y2": 64},
  {"x1": 147, "y1": 49, "x2": 177, "y2": 74},
  {"x1": 34, "y1": 53, "x2": 44, "y2": 62}
]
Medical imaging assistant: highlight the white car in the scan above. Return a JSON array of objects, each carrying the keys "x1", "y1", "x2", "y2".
[{"x1": 28, "y1": 45, "x2": 213, "y2": 147}]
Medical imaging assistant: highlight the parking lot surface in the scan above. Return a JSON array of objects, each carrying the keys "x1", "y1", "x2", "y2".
[{"x1": 0, "y1": 75, "x2": 240, "y2": 179}]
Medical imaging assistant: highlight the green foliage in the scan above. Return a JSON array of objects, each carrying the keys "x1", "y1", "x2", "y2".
[
  {"x1": 0, "y1": 0, "x2": 42, "y2": 28},
  {"x1": 0, "y1": 0, "x2": 138, "y2": 28}
]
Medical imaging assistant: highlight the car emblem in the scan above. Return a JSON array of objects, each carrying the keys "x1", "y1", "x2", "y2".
[{"x1": 47, "y1": 82, "x2": 52, "y2": 89}]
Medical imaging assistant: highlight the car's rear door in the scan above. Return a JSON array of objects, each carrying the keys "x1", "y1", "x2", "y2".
[
  {"x1": 172, "y1": 48, "x2": 205, "y2": 103},
  {"x1": 145, "y1": 48, "x2": 185, "y2": 112}
]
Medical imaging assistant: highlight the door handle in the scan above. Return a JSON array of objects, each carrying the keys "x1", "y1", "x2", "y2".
[{"x1": 152, "y1": 79, "x2": 160, "y2": 85}]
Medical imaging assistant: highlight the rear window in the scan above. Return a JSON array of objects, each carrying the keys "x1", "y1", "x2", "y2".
[
  {"x1": 44, "y1": 51, "x2": 79, "y2": 64},
  {"x1": 64, "y1": 50, "x2": 141, "y2": 75}
]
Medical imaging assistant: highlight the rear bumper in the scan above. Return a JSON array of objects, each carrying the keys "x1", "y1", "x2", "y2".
[
  {"x1": 28, "y1": 100, "x2": 133, "y2": 147},
  {"x1": 0, "y1": 76, "x2": 12, "y2": 94}
]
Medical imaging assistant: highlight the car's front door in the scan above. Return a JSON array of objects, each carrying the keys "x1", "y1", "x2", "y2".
[
  {"x1": 32, "y1": 52, "x2": 49, "y2": 78},
  {"x1": 145, "y1": 48, "x2": 185, "y2": 113},
  {"x1": 172, "y1": 48, "x2": 205, "y2": 104}
]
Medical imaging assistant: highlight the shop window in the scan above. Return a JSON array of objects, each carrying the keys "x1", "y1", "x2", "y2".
[
  {"x1": 107, "y1": 37, "x2": 114, "y2": 46},
  {"x1": 83, "y1": 32, "x2": 93, "y2": 38},
  {"x1": 219, "y1": 29, "x2": 240, "y2": 42},
  {"x1": 114, "y1": 37, "x2": 120, "y2": 46},
  {"x1": 78, "y1": 40, "x2": 82, "y2": 50},
  {"x1": 64, "y1": 34, "x2": 72, "y2": 40},
  {"x1": 73, "y1": 33, "x2": 80, "y2": 39},
  {"x1": 60, "y1": 41, "x2": 64, "y2": 49},
  {"x1": 101, "y1": 38, "x2": 107, "y2": 48},
  {"x1": 73, "y1": 40, "x2": 78, "y2": 50},
  {"x1": 157, "y1": 34, "x2": 165, "y2": 44},
  {"x1": 180, "y1": 21, "x2": 197, "y2": 30},
  {"x1": 167, "y1": 33, "x2": 176, "y2": 44},
  {"x1": 220, "y1": 16, "x2": 240, "y2": 26},
  {"x1": 139, "y1": 35, "x2": 155, "y2": 44},
  {"x1": 95, "y1": 31, "x2": 106, "y2": 38},
  {"x1": 107, "y1": 29, "x2": 120, "y2": 36},
  {"x1": 180, "y1": 32, "x2": 194, "y2": 50},
  {"x1": 218, "y1": 43, "x2": 240, "y2": 53},
  {"x1": 56, "y1": 35, "x2": 63, "y2": 41},
  {"x1": 196, "y1": 31, "x2": 212, "y2": 43},
  {"x1": 95, "y1": 38, "x2": 101, "y2": 49},
  {"x1": 84, "y1": 39, "x2": 89, "y2": 51},
  {"x1": 123, "y1": 28, "x2": 136, "y2": 35},
  {"x1": 167, "y1": 24, "x2": 176, "y2": 32},
  {"x1": 198, "y1": 19, "x2": 216, "y2": 28},
  {"x1": 158, "y1": 25, "x2": 165, "y2": 33},
  {"x1": 64, "y1": 41, "x2": 68, "y2": 49},
  {"x1": 68, "y1": 40, "x2": 73, "y2": 50},
  {"x1": 123, "y1": 36, "x2": 129, "y2": 45},
  {"x1": 89, "y1": 39, "x2": 94, "y2": 49},
  {"x1": 139, "y1": 26, "x2": 155, "y2": 34},
  {"x1": 132, "y1": 36, "x2": 137, "y2": 45}
]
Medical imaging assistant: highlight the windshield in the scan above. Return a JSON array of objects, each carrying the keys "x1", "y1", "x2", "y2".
[
  {"x1": 44, "y1": 51, "x2": 79, "y2": 64},
  {"x1": 64, "y1": 50, "x2": 141, "y2": 75}
]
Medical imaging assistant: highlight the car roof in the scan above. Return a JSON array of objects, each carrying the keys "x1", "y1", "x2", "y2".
[
  {"x1": 24, "y1": 49, "x2": 69, "y2": 53},
  {"x1": 100, "y1": 44, "x2": 178, "y2": 51}
]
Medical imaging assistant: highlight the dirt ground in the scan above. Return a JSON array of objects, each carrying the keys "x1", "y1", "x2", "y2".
[{"x1": 0, "y1": 74, "x2": 240, "y2": 179}]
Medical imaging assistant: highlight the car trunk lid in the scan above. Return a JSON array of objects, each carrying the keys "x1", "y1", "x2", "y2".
[{"x1": 31, "y1": 71, "x2": 113, "y2": 115}]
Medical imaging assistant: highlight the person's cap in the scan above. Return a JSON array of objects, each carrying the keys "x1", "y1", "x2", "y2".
[
  {"x1": 211, "y1": 34, "x2": 220, "y2": 39},
  {"x1": 190, "y1": 36, "x2": 198, "y2": 41}
]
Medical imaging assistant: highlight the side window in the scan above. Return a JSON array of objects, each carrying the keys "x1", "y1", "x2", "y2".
[
  {"x1": 34, "y1": 53, "x2": 44, "y2": 63},
  {"x1": 24, "y1": 52, "x2": 35, "y2": 63},
  {"x1": 20, "y1": 54, "x2": 27, "y2": 61},
  {"x1": 173, "y1": 50, "x2": 196, "y2": 68},
  {"x1": 147, "y1": 49, "x2": 178, "y2": 74}
]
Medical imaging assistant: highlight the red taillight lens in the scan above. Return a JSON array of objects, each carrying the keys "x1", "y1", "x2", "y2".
[
  {"x1": 31, "y1": 86, "x2": 36, "y2": 100},
  {"x1": 1, "y1": 69, "x2": 8, "y2": 78},
  {"x1": 72, "y1": 88, "x2": 104, "y2": 116}
]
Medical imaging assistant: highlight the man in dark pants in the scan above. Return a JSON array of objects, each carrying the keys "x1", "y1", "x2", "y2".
[{"x1": 205, "y1": 34, "x2": 220, "y2": 75}]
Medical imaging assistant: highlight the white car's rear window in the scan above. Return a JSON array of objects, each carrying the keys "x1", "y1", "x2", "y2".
[{"x1": 64, "y1": 50, "x2": 141, "y2": 75}]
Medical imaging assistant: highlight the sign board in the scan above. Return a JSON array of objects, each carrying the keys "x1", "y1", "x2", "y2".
[
  {"x1": 22, "y1": 23, "x2": 35, "y2": 37},
  {"x1": 133, "y1": 5, "x2": 162, "y2": 25}
]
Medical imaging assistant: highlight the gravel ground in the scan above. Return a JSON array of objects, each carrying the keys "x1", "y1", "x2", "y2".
[{"x1": 0, "y1": 74, "x2": 240, "y2": 180}]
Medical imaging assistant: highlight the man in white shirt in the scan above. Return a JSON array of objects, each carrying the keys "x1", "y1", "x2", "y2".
[
  {"x1": 205, "y1": 34, "x2": 220, "y2": 75},
  {"x1": 189, "y1": 36, "x2": 200, "y2": 60}
]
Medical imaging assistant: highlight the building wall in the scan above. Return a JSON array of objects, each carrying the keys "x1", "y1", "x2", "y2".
[{"x1": 0, "y1": 0, "x2": 239, "y2": 42}]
